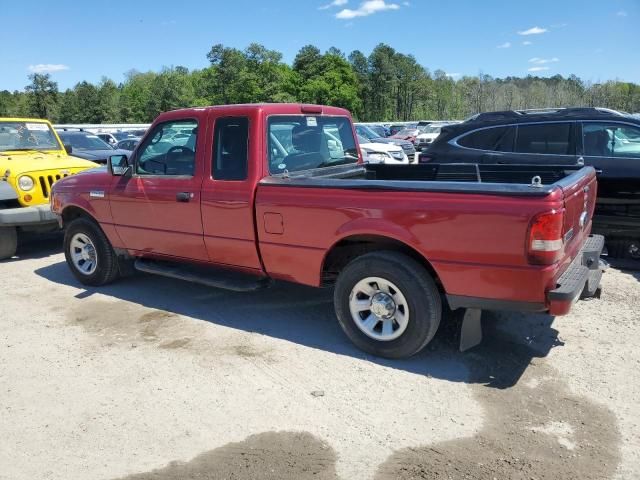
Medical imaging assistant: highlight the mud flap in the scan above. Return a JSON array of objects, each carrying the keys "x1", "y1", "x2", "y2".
[{"x1": 460, "y1": 308, "x2": 482, "y2": 352}]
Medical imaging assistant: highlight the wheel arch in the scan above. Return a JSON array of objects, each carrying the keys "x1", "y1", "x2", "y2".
[{"x1": 321, "y1": 233, "x2": 445, "y2": 293}]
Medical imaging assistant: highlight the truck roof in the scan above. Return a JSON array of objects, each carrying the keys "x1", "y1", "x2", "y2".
[{"x1": 162, "y1": 103, "x2": 351, "y2": 118}]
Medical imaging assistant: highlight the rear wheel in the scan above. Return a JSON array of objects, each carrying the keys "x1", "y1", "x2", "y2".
[
  {"x1": 607, "y1": 238, "x2": 640, "y2": 260},
  {"x1": 334, "y1": 251, "x2": 442, "y2": 359},
  {"x1": 64, "y1": 217, "x2": 120, "y2": 286},
  {"x1": 0, "y1": 226, "x2": 18, "y2": 260}
]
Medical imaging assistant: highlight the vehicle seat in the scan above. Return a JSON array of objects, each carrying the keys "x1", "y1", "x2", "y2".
[
  {"x1": 584, "y1": 129, "x2": 611, "y2": 156},
  {"x1": 283, "y1": 125, "x2": 325, "y2": 171}
]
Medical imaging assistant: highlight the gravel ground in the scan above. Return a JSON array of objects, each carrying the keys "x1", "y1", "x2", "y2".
[{"x1": 1, "y1": 237, "x2": 639, "y2": 480}]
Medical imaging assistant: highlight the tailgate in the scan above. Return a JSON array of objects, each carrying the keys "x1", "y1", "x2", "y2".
[{"x1": 560, "y1": 169, "x2": 598, "y2": 255}]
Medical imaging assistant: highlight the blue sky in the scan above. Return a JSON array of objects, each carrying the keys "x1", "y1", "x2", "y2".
[{"x1": 1, "y1": 0, "x2": 638, "y2": 91}]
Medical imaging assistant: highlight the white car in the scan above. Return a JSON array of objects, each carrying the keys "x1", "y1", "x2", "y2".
[
  {"x1": 357, "y1": 135, "x2": 410, "y2": 164},
  {"x1": 415, "y1": 121, "x2": 461, "y2": 150}
]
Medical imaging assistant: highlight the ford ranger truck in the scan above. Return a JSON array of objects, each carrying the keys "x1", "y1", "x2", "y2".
[
  {"x1": 50, "y1": 104, "x2": 604, "y2": 358},
  {"x1": 0, "y1": 118, "x2": 98, "y2": 259}
]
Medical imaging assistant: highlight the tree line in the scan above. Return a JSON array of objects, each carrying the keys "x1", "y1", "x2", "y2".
[{"x1": 1, "y1": 43, "x2": 639, "y2": 123}]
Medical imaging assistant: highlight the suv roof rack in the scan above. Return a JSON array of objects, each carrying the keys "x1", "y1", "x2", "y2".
[{"x1": 469, "y1": 107, "x2": 625, "y2": 123}]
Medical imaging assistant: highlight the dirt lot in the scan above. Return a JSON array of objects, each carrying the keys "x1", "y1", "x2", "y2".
[{"x1": 1, "y1": 237, "x2": 639, "y2": 480}]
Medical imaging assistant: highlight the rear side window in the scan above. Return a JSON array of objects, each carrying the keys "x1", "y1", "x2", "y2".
[
  {"x1": 458, "y1": 126, "x2": 515, "y2": 152},
  {"x1": 213, "y1": 117, "x2": 248, "y2": 180},
  {"x1": 515, "y1": 123, "x2": 574, "y2": 155}
]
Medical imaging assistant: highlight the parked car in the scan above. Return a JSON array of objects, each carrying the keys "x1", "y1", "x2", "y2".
[
  {"x1": 415, "y1": 121, "x2": 461, "y2": 150},
  {"x1": 420, "y1": 107, "x2": 640, "y2": 258},
  {"x1": 391, "y1": 127, "x2": 421, "y2": 145},
  {"x1": 358, "y1": 135, "x2": 408, "y2": 164},
  {"x1": 116, "y1": 137, "x2": 141, "y2": 151},
  {"x1": 355, "y1": 124, "x2": 416, "y2": 160},
  {"x1": 366, "y1": 124, "x2": 390, "y2": 138},
  {"x1": 57, "y1": 130, "x2": 130, "y2": 164},
  {"x1": 51, "y1": 103, "x2": 603, "y2": 358},
  {"x1": 388, "y1": 124, "x2": 406, "y2": 136},
  {"x1": 0, "y1": 118, "x2": 97, "y2": 259},
  {"x1": 96, "y1": 133, "x2": 118, "y2": 146}
]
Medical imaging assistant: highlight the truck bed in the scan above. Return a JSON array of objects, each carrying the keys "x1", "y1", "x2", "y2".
[{"x1": 260, "y1": 163, "x2": 588, "y2": 197}]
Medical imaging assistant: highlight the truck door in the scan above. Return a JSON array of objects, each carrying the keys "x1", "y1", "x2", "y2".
[
  {"x1": 109, "y1": 117, "x2": 209, "y2": 261},
  {"x1": 200, "y1": 112, "x2": 263, "y2": 271}
]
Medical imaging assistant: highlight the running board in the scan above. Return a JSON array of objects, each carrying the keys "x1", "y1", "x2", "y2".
[{"x1": 134, "y1": 259, "x2": 271, "y2": 292}]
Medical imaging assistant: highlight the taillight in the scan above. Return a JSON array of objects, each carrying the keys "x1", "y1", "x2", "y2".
[
  {"x1": 527, "y1": 210, "x2": 564, "y2": 265},
  {"x1": 418, "y1": 154, "x2": 433, "y2": 163}
]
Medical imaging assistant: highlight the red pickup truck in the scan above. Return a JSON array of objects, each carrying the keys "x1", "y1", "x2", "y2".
[{"x1": 50, "y1": 103, "x2": 604, "y2": 358}]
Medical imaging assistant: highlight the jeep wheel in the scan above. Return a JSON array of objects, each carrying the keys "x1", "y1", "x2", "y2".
[
  {"x1": 0, "y1": 226, "x2": 18, "y2": 260},
  {"x1": 64, "y1": 217, "x2": 120, "y2": 286},
  {"x1": 334, "y1": 251, "x2": 442, "y2": 359}
]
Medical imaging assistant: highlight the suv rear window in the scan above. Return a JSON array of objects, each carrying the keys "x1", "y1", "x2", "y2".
[
  {"x1": 458, "y1": 126, "x2": 515, "y2": 151},
  {"x1": 515, "y1": 123, "x2": 574, "y2": 155}
]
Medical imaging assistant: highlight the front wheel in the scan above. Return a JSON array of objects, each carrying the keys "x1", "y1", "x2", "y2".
[
  {"x1": 64, "y1": 217, "x2": 120, "y2": 286},
  {"x1": 334, "y1": 251, "x2": 442, "y2": 359}
]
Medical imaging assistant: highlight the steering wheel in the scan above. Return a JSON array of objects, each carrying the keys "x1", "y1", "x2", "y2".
[{"x1": 165, "y1": 145, "x2": 194, "y2": 161}]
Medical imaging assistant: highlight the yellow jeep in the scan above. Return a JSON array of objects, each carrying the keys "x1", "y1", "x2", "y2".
[{"x1": 0, "y1": 118, "x2": 98, "y2": 259}]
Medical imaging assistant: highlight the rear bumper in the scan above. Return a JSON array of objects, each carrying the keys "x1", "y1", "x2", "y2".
[
  {"x1": 547, "y1": 234, "x2": 605, "y2": 315},
  {"x1": 0, "y1": 204, "x2": 58, "y2": 227}
]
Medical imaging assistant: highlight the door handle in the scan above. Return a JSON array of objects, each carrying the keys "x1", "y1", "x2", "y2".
[{"x1": 176, "y1": 192, "x2": 193, "y2": 202}]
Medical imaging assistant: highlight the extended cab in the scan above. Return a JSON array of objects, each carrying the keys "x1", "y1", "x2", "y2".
[
  {"x1": 0, "y1": 118, "x2": 97, "y2": 259},
  {"x1": 51, "y1": 104, "x2": 604, "y2": 358}
]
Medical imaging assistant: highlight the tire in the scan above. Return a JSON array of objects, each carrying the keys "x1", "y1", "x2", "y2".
[
  {"x1": 0, "y1": 226, "x2": 18, "y2": 260},
  {"x1": 64, "y1": 217, "x2": 120, "y2": 286},
  {"x1": 607, "y1": 238, "x2": 640, "y2": 260},
  {"x1": 334, "y1": 251, "x2": 442, "y2": 359}
]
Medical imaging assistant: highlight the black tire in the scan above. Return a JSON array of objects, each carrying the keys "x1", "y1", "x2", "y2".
[
  {"x1": 334, "y1": 251, "x2": 441, "y2": 359},
  {"x1": 64, "y1": 217, "x2": 120, "y2": 286},
  {"x1": 0, "y1": 226, "x2": 18, "y2": 260},
  {"x1": 606, "y1": 238, "x2": 640, "y2": 259}
]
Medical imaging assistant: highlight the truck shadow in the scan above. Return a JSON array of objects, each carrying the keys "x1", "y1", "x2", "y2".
[{"x1": 36, "y1": 261, "x2": 563, "y2": 389}]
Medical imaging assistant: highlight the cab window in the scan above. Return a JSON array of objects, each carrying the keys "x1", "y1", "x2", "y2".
[
  {"x1": 213, "y1": 117, "x2": 248, "y2": 180},
  {"x1": 136, "y1": 120, "x2": 197, "y2": 176},
  {"x1": 583, "y1": 123, "x2": 640, "y2": 158},
  {"x1": 267, "y1": 116, "x2": 358, "y2": 174}
]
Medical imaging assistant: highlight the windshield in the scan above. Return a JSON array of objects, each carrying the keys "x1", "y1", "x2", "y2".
[
  {"x1": 268, "y1": 116, "x2": 359, "y2": 174},
  {"x1": 423, "y1": 125, "x2": 442, "y2": 134},
  {"x1": 396, "y1": 128, "x2": 417, "y2": 136},
  {"x1": 113, "y1": 132, "x2": 135, "y2": 141},
  {"x1": 0, "y1": 121, "x2": 62, "y2": 152},
  {"x1": 58, "y1": 133, "x2": 113, "y2": 150},
  {"x1": 355, "y1": 125, "x2": 380, "y2": 140}
]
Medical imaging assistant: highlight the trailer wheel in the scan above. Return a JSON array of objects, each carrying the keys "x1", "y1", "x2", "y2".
[
  {"x1": 64, "y1": 217, "x2": 120, "y2": 286},
  {"x1": 0, "y1": 226, "x2": 18, "y2": 260},
  {"x1": 334, "y1": 251, "x2": 441, "y2": 359}
]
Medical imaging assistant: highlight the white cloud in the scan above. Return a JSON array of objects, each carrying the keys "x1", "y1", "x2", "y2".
[
  {"x1": 529, "y1": 57, "x2": 559, "y2": 64},
  {"x1": 528, "y1": 66, "x2": 550, "y2": 72},
  {"x1": 497, "y1": 42, "x2": 511, "y2": 49},
  {"x1": 402, "y1": 1, "x2": 410, "y2": 5},
  {"x1": 616, "y1": 10, "x2": 628, "y2": 17},
  {"x1": 336, "y1": 0, "x2": 400, "y2": 19},
  {"x1": 445, "y1": 73, "x2": 460, "y2": 78},
  {"x1": 522, "y1": 41, "x2": 532, "y2": 45},
  {"x1": 518, "y1": 26, "x2": 547, "y2": 35},
  {"x1": 319, "y1": 0, "x2": 347, "y2": 10},
  {"x1": 28, "y1": 64, "x2": 69, "y2": 74}
]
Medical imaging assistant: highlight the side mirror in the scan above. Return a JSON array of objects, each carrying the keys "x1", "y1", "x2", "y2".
[
  {"x1": 64, "y1": 144, "x2": 73, "y2": 154},
  {"x1": 108, "y1": 154, "x2": 131, "y2": 176}
]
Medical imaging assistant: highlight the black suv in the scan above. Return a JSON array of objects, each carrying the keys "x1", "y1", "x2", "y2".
[{"x1": 421, "y1": 108, "x2": 640, "y2": 258}]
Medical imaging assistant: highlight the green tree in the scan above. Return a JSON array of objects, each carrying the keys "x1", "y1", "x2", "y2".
[{"x1": 25, "y1": 73, "x2": 58, "y2": 119}]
